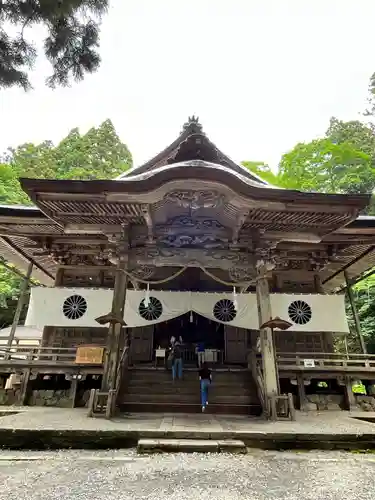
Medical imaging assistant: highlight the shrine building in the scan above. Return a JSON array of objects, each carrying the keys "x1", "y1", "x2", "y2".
[{"x1": 1, "y1": 116, "x2": 375, "y2": 418}]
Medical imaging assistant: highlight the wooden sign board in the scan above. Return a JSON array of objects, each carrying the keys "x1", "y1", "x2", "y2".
[{"x1": 75, "y1": 346, "x2": 104, "y2": 365}]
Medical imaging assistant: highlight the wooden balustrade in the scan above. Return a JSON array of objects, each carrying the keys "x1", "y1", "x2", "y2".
[
  {"x1": 276, "y1": 352, "x2": 375, "y2": 371},
  {"x1": 0, "y1": 345, "x2": 106, "y2": 366},
  {"x1": 1, "y1": 345, "x2": 375, "y2": 373}
]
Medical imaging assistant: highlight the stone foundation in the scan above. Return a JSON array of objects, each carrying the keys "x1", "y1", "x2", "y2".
[
  {"x1": 76, "y1": 390, "x2": 91, "y2": 408},
  {"x1": 306, "y1": 394, "x2": 344, "y2": 411},
  {"x1": 355, "y1": 396, "x2": 375, "y2": 412},
  {"x1": 0, "y1": 388, "x2": 20, "y2": 405},
  {"x1": 29, "y1": 390, "x2": 72, "y2": 408}
]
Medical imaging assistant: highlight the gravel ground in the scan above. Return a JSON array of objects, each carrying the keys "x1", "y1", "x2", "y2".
[{"x1": 0, "y1": 449, "x2": 375, "y2": 500}]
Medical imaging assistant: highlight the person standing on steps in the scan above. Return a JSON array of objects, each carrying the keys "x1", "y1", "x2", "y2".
[
  {"x1": 199, "y1": 362, "x2": 212, "y2": 412},
  {"x1": 170, "y1": 335, "x2": 183, "y2": 347},
  {"x1": 171, "y1": 340, "x2": 183, "y2": 381}
]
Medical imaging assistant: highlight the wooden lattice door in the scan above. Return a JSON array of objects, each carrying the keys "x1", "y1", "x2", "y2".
[
  {"x1": 130, "y1": 326, "x2": 154, "y2": 362},
  {"x1": 224, "y1": 326, "x2": 248, "y2": 364}
]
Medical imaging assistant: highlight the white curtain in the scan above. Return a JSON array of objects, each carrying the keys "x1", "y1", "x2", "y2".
[
  {"x1": 25, "y1": 287, "x2": 114, "y2": 328},
  {"x1": 123, "y1": 291, "x2": 191, "y2": 327},
  {"x1": 25, "y1": 287, "x2": 349, "y2": 333},
  {"x1": 191, "y1": 292, "x2": 258, "y2": 329},
  {"x1": 270, "y1": 293, "x2": 349, "y2": 333},
  {"x1": 123, "y1": 291, "x2": 258, "y2": 329}
]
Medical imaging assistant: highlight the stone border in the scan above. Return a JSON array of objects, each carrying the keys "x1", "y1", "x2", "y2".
[{"x1": 0, "y1": 428, "x2": 375, "y2": 451}]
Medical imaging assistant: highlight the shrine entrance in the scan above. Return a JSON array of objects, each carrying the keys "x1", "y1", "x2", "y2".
[
  {"x1": 154, "y1": 312, "x2": 225, "y2": 365},
  {"x1": 129, "y1": 311, "x2": 250, "y2": 367}
]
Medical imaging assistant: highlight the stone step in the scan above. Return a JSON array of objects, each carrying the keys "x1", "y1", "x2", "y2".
[
  {"x1": 128, "y1": 376, "x2": 253, "y2": 386},
  {"x1": 125, "y1": 386, "x2": 254, "y2": 396},
  {"x1": 120, "y1": 402, "x2": 261, "y2": 415},
  {"x1": 126, "y1": 380, "x2": 252, "y2": 389},
  {"x1": 124, "y1": 393, "x2": 253, "y2": 404},
  {"x1": 137, "y1": 438, "x2": 247, "y2": 454},
  {"x1": 121, "y1": 369, "x2": 261, "y2": 415},
  {"x1": 129, "y1": 370, "x2": 250, "y2": 380}
]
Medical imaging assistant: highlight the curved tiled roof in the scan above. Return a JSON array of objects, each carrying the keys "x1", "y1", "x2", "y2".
[
  {"x1": 118, "y1": 116, "x2": 269, "y2": 186},
  {"x1": 116, "y1": 160, "x2": 278, "y2": 189}
]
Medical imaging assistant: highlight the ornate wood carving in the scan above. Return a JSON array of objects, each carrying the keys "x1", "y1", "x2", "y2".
[
  {"x1": 157, "y1": 233, "x2": 229, "y2": 249},
  {"x1": 163, "y1": 215, "x2": 226, "y2": 230},
  {"x1": 228, "y1": 267, "x2": 255, "y2": 282},
  {"x1": 141, "y1": 204, "x2": 154, "y2": 244},
  {"x1": 164, "y1": 190, "x2": 226, "y2": 210},
  {"x1": 131, "y1": 246, "x2": 256, "y2": 270},
  {"x1": 134, "y1": 215, "x2": 232, "y2": 250},
  {"x1": 130, "y1": 265, "x2": 155, "y2": 280},
  {"x1": 232, "y1": 210, "x2": 249, "y2": 245}
]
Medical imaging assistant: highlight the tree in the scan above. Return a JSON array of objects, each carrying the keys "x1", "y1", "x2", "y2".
[
  {"x1": 51, "y1": 120, "x2": 132, "y2": 180},
  {"x1": 0, "y1": 163, "x2": 30, "y2": 205},
  {"x1": 0, "y1": 0, "x2": 108, "y2": 90},
  {"x1": 0, "y1": 264, "x2": 23, "y2": 328},
  {"x1": 243, "y1": 139, "x2": 375, "y2": 195},
  {"x1": 243, "y1": 131, "x2": 375, "y2": 353},
  {"x1": 7, "y1": 119, "x2": 132, "y2": 183},
  {"x1": 242, "y1": 161, "x2": 284, "y2": 186},
  {"x1": 364, "y1": 72, "x2": 375, "y2": 119},
  {"x1": 346, "y1": 275, "x2": 375, "y2": 354},
  {"x1": 326, "y1": 118, "x2": 375, "y2": 157},
  {"x1": 0, "y1": 119, "x2": 132, "y2": 327},
  {"x1": 278, "y1": 139, "x2": 373, "y2": 194}
]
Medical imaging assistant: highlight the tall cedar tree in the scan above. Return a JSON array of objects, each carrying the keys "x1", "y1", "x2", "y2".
[{"x1": 0, "y1": 0, "x2": 108, "y2": 89}]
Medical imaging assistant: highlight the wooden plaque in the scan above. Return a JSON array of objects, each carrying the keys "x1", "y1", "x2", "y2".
[{"x1": 75, "y1": 346, "x2": 104, "y2": 365}]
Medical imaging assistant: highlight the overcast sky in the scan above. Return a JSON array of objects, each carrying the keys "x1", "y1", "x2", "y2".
[{"x1": 0, "y1": 0, "x2": 374, "y2": 169}]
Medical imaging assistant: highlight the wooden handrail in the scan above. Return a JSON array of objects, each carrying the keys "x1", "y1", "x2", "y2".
[
  {"x1": 276, "y1": 352, "x2": 375, "y2": 358},
  {"x1": 277, "y1": 355, "x2": 375, "y2": 371},
  {"x1": 278, "y1": 357, "x2": 375, "y2": 364},
  {"x1": 0, "y1": 345, "x2": 107, "y2": 364}
]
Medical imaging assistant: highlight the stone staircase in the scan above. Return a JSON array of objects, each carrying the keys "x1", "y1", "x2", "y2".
[{"x1": 118, "y1": 368, "x2": 262, "y2": 415}]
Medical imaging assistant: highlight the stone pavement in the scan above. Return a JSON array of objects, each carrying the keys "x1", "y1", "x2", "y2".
[
  {"x1": 2, "y1": 449, "x2": 375, "y2": 500},
  {"x1": 1, "y1": 406, "x2": 375, "y2": 449}
]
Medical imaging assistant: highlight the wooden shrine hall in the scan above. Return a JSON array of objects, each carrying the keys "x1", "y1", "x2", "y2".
[{"x1": 1, "y1": 116, "x2": 375, "y2": 418}]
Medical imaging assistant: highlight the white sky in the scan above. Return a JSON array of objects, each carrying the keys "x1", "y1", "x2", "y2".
[{"x1": 0, "y1": 0, "x2": 374, "y2": 169}]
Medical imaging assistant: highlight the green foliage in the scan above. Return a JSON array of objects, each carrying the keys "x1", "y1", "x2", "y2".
[
  {"x1": 0, "y1": 119, "x2": 131, "y2": 326},
  {"x1": 241, "y1": 161, "x2": 286, "y2": 186},
  {"x1": 6, "y1": 119, "x2": 132, "y2": 184},
  {"x1": 345, "y1": 275, "x2": 375, "y2": 354},
  {"x1": 326, "y1": 118, "x2": 375, "y2": 156},
  {"x1": 242, "y1": 86, "x2": 375, "y2": 353},
  {"x1": 0, "y1": 163, "x2": 30, "y2": 205},
  {"x1": 278, "y1": 139, "x2": 373, "y2": 194},
  {"x1": 0, "y1": 0, "x2": 108, "y2": 90},
  {"x1": 0, "y1": 266, "x2": 22, "y2": 301}
]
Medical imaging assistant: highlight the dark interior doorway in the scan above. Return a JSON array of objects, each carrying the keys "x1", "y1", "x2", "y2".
[{"x1": 153, "y1": 312, "x2": 224, "y2": 351}]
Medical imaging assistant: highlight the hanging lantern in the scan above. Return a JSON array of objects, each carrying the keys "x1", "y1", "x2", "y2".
[
  {"x1": 144, "y1": 283, "x2": 150, "y2": 307},
  {"x1": 190, "y1": 310, "x2": 194, "y2": 323}
]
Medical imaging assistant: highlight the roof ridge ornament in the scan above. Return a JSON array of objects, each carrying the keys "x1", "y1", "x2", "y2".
[{"x1": 182, "y1": 115, "x2": 203, "y2": 134}]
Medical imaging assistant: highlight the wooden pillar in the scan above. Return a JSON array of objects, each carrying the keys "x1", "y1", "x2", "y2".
[
  {"x1": 296, "y1": 374, "x2": 309, "y2": 411},
  {"x1": 344, "y1": 376, "x2": 359, "y2": 412},
  {"x1": 314, "y1": 273, "x2": 333, "y2": 352},
  {"x1": 69, "y1": 378, "x2": 78, "y2": 408},
  {"x1": 54, "y1": 267, "x2": 65, "y2": 286},
  {"x1": 272, "y1": 273, "x2": 282, "y2": 293},
  {"x1": 314, "y1": 273, "x2": 324, "y2": 293},
  {"x1": 256, "y1": 267, "x2": 279, "y2": 412},
  {"x1": 7, "y1": 262, "x2": 33, "y2": 349},
  {"x1": 18, "y1": 369, "x2": 31, "y2": 406},
  {"x1": 345, "y1": 270, "x2": 367, "y2": 354},
  {"x1": 101, "y1": 258, "x2": 128, "y2": 393}
]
